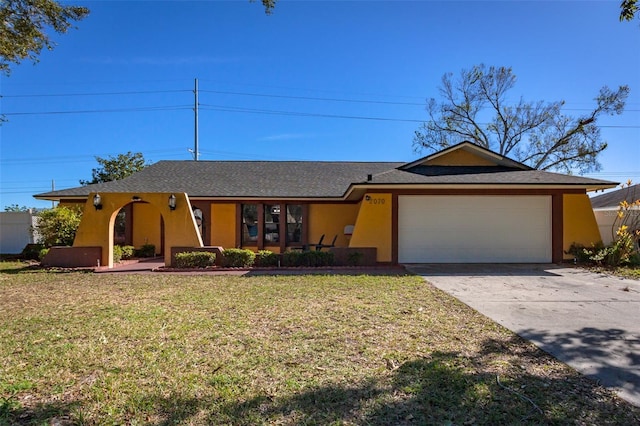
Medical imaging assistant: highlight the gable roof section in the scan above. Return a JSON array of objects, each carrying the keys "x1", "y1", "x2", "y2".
[
  {"x1": 590, "y1": 184, "x2": 640, "y2": 209},
  {"x1": 399, "y1": 141, "x2": 532, "y2": 171}
]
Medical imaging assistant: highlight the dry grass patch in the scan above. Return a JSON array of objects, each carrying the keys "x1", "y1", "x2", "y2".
[{"x1": 1, "y1": 261, "x2": 638, "y2": 425}]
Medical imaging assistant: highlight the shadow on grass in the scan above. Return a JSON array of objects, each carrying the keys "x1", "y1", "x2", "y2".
[
  {"x1": 518, "y1": 327, "x2": 640, "y2": 404},
  {"x1": 4, "y1": 336, "x2": 638, "y2": 424},
  {"x1": 243, "y1": 267, "x2": 410, "y2": 277},
  {"x1": 0, "y1": 264, "x2": 94, "y2": 275},
  {"x1": 143, "y1": 335, "x2": 639, "y2": 425},
  {"x1": 1, "y1": 399, "x2": 81, "y2": 425}
]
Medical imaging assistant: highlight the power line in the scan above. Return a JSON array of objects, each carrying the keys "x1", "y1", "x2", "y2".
[
  {"x1": 5, "y1": 86, "x2": 639, "y2": 113},
  {"x1": 5, "y1": 101, "x2": 638, "y2": 127},
  {"x1": 199, "y1": 104, "x2": 640, "y2": 128},
  {"x1": 0, "y1": 149, "x2": 186, "y2": 165},
  {"x1": 200, "y1": 89, "x2": 425, "y2": 106},
  {"x1": 1, "y1": 89, "x2": 190, "y2": 98},
  {"x1": 3, "y1": 105, "x2": 191, "y2": 116},
  {"x1": 199, "y1": 104, "x2": 424, "y2": 123}
]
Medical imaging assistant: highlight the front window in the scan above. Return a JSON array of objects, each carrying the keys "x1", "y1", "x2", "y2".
[
  {"x1": 287, "y1": 205, "x2": 303, "y2": 244},
  {"x1": 193, "y1": 207, "x2": 203, "y2": 238},
  {"x1": 242, "y1": 204, "x2": 258, "y2": 244},
  {"x1": 264, "y1": 204, "x2": 280, "y2": 244},
  {"x1": 240, "y1": 203, "x2": 306, "y2": 248}
]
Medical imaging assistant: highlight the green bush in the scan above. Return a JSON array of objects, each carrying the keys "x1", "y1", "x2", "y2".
[
  {"x1": 34, "y1": 206, "x2": 82, "y2": 247},
  {"x1": 175, "y1": 252, "x2": 216, "y2": 268},
  {"x1": 282, "y1": 250, "x2": 334, "y2": 267},
  {"x1": 120, "y1": 245, "x2": 134, "y2": 259},
  {"x1": 21, "y1": 243, "x2": 45, "y2": 260},
  {"x1": 38, "y1": 248, "x2": 49, "y2": 261},
  {"x1": 347, "y1": 251, "x2": 364, "y2": 266},
  {"x1": 113, "y1": 245, "x2": 123, "y2": 263},
  {"x1": 221, "y1": 248, "x2": 255, "y2": 268},
  {"x1": 113, "y1": 245, "x2": 135, "y2": 263},
  {"x1": 566, "y1": 242, "x2": 602, "y2": 264},
  {"x1": 254, "y1": 250, "x2": 279, "y2": 267},
  {"x1": 135, "y1": 244, "x2": 156, "y2": 258},
  {"x1": 569, "y1": 228, "x2": 638, "y2": 267}
]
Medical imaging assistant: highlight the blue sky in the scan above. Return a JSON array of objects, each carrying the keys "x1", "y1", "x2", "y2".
[{"x1": 1, "y1": 0, "x2": 639, "y2": 209}]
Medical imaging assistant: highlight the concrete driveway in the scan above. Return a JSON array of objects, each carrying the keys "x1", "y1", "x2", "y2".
[{"x1": 405, "y1": 264, "x2": 640, "y2": 407}]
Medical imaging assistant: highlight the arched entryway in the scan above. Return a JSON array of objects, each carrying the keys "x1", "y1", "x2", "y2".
[{"x1": 73, "y1": 192, "x2": 203, "y2": 268}]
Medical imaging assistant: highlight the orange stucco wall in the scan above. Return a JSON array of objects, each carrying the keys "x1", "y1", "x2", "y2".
[
  {"x1": 308, "y1": 203, "x2": 360, "y2": 248},
  {"x1": 563, "y1": 193, "x2": 602, "y2": 259},
  {"x1": 132, "y1": 202, "x2": 162, "y2": 251},
  {"x1": 425, "y1": 149, "x2": 496, "y2": 166},
  {"x1": 211, "y1": 203, "x2": 237, "y2": 248},
  {"x1": 74, "y1": 192, "x2": 202, "y2": 268},
  {"x1": 349, "y1": 193, "x2": 392, "y2": 262}
]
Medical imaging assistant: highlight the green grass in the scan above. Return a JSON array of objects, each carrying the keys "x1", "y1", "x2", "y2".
[
  {"x1": 613, "y1": 265, "x2": 640, "y2": 280},
  {"x1": 1, "y1": 261, "x2": 639, "y2": 425}
]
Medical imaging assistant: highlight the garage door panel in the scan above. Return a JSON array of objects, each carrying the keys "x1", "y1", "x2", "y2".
[{"x1": 398, "y1": 195, "x2": 552, "y2": 263}]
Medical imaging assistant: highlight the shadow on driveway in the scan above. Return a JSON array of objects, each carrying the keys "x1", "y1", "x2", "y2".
[{"x1": 406, "y1": 263, "x2": 640, "y2": 407}]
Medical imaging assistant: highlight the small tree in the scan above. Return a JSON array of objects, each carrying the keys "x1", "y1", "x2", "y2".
[
  {"x1": 34, "y1": 205, "x2": 82, "y2": 247},
  {"x1": 80, "y1": 151, "x2": 148, "y2": 185},
  {"x1": 1, "y1": 0, "x2": 90, "y2": 75},
  {"x1": 620, "y1": 0, "x2": 638, "y2": 22},
  {"x1": 4, "y1": 204, "x2": 32, "y2": 212}
]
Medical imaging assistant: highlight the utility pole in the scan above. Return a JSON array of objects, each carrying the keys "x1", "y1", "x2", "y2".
[
  {"x1": 51, "y1": 180, "x2": 55, "y2": 208},
  {"x1": 194, "y1": 78, "x2": 199, "y2": 161}
]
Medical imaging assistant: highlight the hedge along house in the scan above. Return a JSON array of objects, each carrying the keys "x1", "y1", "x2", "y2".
[{"x1": 34, "y1": 142, "x2": 616, "y2": 268}]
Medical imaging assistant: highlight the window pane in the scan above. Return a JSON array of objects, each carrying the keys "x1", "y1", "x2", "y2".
[
  {"x1": 242, "y1": 204, "x2": 258, "y2": 244},
  {"x1": 264, "y1": 204, "x2": 280, "y2": 243},
  {"x1": 193, "y1": 208, "x2": 203, "y2": 238},
  {"x1": 287, "y1": 205, "x2": 303, "y2": 244}
]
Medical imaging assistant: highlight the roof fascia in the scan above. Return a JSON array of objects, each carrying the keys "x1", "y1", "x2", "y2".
[{"x1": 343, "y1": 182, "x2": 618, "y2": 197}]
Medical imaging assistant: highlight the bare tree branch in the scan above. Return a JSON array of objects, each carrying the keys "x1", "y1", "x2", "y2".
[{"x1": 413, "y1": 64, "x2": 629, "y2": 173}]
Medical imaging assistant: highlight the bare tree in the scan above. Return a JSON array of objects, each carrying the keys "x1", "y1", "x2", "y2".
[{"x1": 413, "y1": 65, "x2": 629, "y2": 173}]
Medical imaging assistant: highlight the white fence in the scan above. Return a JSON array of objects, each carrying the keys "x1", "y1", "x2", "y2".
[{"x1": 0, "y1": 211, "x2": 39, "y2": 254}]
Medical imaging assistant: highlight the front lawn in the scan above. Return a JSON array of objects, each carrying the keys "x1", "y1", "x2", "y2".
[{"x1": 1, "y1": 262, "x2": 638, "y2": 425}]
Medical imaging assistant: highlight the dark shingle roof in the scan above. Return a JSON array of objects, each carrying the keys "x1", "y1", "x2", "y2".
[
  {"x1": 590, "y1": 184, "x2": 640, "y2": 208},
  {"x1": 34, "y1": 160, "x2": 617, "y2": 200},
  {"x1": 35, "y1": 161, "x2": 403, "y2": 199},
  {"x1": 370, "y1": 165, "x2": 617, "y2": 186}
]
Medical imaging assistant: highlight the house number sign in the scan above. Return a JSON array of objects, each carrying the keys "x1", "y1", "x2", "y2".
[{"x1": 365, "y1": 195, "x2": 386, "y2": 205}]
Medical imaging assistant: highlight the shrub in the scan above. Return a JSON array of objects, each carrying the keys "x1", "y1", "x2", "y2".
[
  {"x1": 34, "y1": 206, "x2": 82, "y2": 247},
  {"x1": 120, "y1": 245, "x2": 134, "y2": 259},
  {"x1": 113, "y1": 245, "x2": 135, "y2": 263},
  {"x1": 347, "y1": 251, "x2": 364, "y2": 266},
  {"x1": 282, "y1": 250, "x2": 334, "y2": 267},
  {"x1": 222, "y1": 248, "x2": 255, "y2": 268},
  {"x1": 135, "y1": 244, "x2": 156, "y2": 258},
  {"x1": 254, "y1": 250, "x2": 279, "y2": 267},
  {"x1": 571, "y1": 226, "x2": 638, "y2": 267},
  {"x1": 566, "y1": 242, "x2": 601, "y2": 264},
  {"x1": 21, "y1": 243, "x2": 45, "y2": 260},
  {"x1": 38, "y1": 248, "x2": 49, "y2": 261},
  {"x1": 175, "y1": 252, "x2": 216, "y2": 268},
  {"x1": 113, "y1": 245, "x2": 123, "y2": 263}
]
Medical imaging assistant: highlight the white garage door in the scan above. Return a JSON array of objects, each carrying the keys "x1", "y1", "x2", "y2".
[{"x1": 398, "y1": 195, "x2": 552, "y2": 263}]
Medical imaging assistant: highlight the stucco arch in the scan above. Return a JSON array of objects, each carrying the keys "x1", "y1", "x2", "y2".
[{"x1": 74, "y1": 192, "x2": 202, "y2": 268}]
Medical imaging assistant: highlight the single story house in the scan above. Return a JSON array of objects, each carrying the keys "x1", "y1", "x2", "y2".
[
  {"x1": 591, "y1": 183, "x2": 640, "y2": 246},
  {"x1": 34, "y1": 142, "x2": 616, "y2": 268}
]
